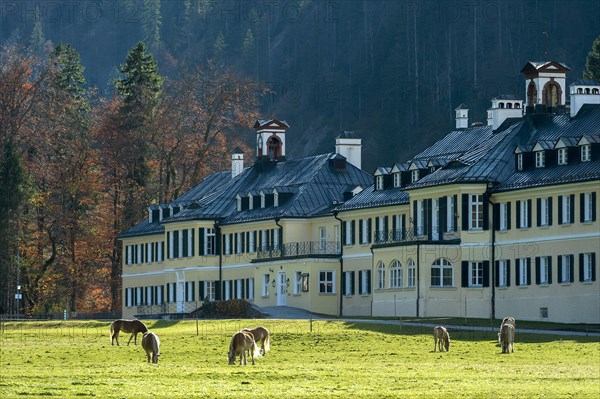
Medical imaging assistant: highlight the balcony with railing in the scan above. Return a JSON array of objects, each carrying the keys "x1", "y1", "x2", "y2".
[
  {"x1": 255, "y1": 241, "x2": 341, "y2": 261},
  {"x1": 373, "y1": 227, "x2": 461, "y2": 246}
]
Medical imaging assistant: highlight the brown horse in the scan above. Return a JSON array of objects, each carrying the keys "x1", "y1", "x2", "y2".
[
  {"x1": 433, "y1": 326, "x2": 450, "y2": 352},
  {"x1": 110, "y1": 319, "x2": 148, "y2": 346},
  {"x1": 141, "y1": 332, "x2": 161, "y2": 364},
  {"x1": 228, "y1": 331, "x2": 261, "y2": 365},
  {"x1": 497, "y1": 316, "x2": 516, "y2": 346},
  {"x1": 242, "y1": 326, "x2": 271, "y2": 355}
]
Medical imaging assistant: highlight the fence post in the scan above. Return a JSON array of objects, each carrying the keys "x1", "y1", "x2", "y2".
[{"x1": 310, "y1": 317, "x2": 313, "y2": 333}]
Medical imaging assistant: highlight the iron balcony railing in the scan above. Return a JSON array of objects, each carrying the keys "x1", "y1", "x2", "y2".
[
  {"x1": 373, "y1": 227, "x2": 461, "y2": 245},
  {"x1": 256, "y1": 241, "x2": 341, "y2": 260}
]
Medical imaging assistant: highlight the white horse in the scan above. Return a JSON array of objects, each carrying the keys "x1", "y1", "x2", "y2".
[
  {"x1": 433, "y1": 326, "x2": 450, "y2": 352},
  {"x1": 141, "y1": 331, "x2": 161, "y2": 363},
  {"x1": 500, "y1": 323, "x2": 515, "y2": 354}
]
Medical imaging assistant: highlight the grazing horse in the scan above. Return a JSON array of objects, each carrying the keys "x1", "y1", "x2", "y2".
[
  {"x1": 141, "y1": 332, "x2": 161, "y2": 364},
  {"x1": 433, "y1": 326, "x2": 450, "y2": 352},
  {"x1": 228, "y1": 331, "x2": 261, "y2": 365},
  {"x1": 500, "y1": 323, "x2": 515, "y2": 353},
  {"x1": 498, "y1": 317, "x2": 516, "y2": 346},
  {"x1": 110, "y1": 319, "x2": 148, "y2": 346},
  {"x1": 242, "y1": 327, "x2": 271, "y2": 355}
]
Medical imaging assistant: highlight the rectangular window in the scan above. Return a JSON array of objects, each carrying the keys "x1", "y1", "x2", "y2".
[
  {"x1": 236, "y1": 232, "x2": 243, "y2": 254},
  {"x1": 274, "y1": 192, "x2": 279, "y2": 207},
  {"x1": 499, "y1": 202, "x2": 509, "y2": 230},
  {"x1": 560, "y1": 255, "x2": 573, "y2": 283},
  {"x1": 581, "y1": 253, "x2": 594, "y2": 282},
  {"x1": 560, "y1": 195, "x2": 573, "y2": 224},
  {"x1": 319, "y1": 270, "x2": 335, "y2": 294},
  {"x1": 185, "y1": 281, "x2": 195, "y2": 302},
  {"x1": 519, "y1": 200, "x2": 530, "y2": 228},
  {"x1": 294, "y1": 271, "x2": 302, "y2": 294},
  {"x1": 416, "y1": 200, "x2": 425, "y2": 236},
  {"x1": 469, "y1": 262, "x2": 483, "y2": 287},
  {"x1": 260, "y1": 230, "x2": 268, "y2": 251},
  {"x1": 376, "y1": 175, "x2": 384, "y2": 190},
  {"x1": 469, "y1": 194, "x2": 483, "y2": 230},
  {"x1": 582, "y1": 193, "x2": 595, "y2": 222},
  {"x1": 262, "y1": 274, "x2": 269, "y2": 296},
  {"x1": 518, "y1": 258, "x2": 530, "y2": 286},
  {"x1": 205, "y1": 281, "x2": 215, "y2": 301},
  {"x1": 344, "y1": 220, "x2": 354, "y2": 245},
  {"x1": 146, "y1": 243, "x2": 153, "y2": 263},
  {"x1": 581, "y1": 144, "x2": 591, "y2": 162},
  {"x1": 247, "y1": 278, "x2": 254, "y2": 300},
  {"x1": 359, "y1": 270, "x2": 371, "y2": 294},
  {"x1": 407, "y1": 264, "x2": 416, "y2": 288},
  {"x1": 126, "y1": 245, "x2": 133, "y2": 265},
  {"x1": 137, "y1": 243, "x2": 143, "y2": 264},
  {"x1": 517, "y1": 153, "x2": 523, "y2": 170},
  {"x1": 157, "y1": 241, "x2": 164, "y2": 262},
  {"x1": 393, "y1": 173, "x2": 401, "y2": 187},
  {"x1": 360, "y1": 219, "x2": 369, "y2": 244},
  {"x1": 535, "y1": 151, "x2": 545, "y2": 168},
  {"x1": 558, "y1": 148, "x2": 568, "y2": 165},
  {"x1": 236, "y1": 279, "x2": 243, "y2": 299},
  {"x1": 224, "y1": 234, "x2": 231, "y2": 255},
  {"x1": 273, "y1": 228, "x2": 280, "y2": 250},
  {"x1": 343, "y1": 271, "x2": 355, "y2": 296},
  {"x1": 411, "y1": 169, "x2": 419, "y2": 183},
  {"x1": 248, "y1": 231, "x2": 255, "y2": 253},
  {"x1": 447, "y1": 196, "x2": 455, "y2": 232},
  {"x1": 205, "y1": 228, "x2": 215, "y2": 255},
  {"x1": 188, "y1": 229, "x2": 194, "y2": 257},
  {"x1": 125, "y1": 288, "x2": 133, "y2": 307},
  {"x1": 155, "y1": 285, "x2": 163, "y2": 305},
  {"x1": 319, "y1": 227, "x2": 327, "y2": 250},
  {"x1": 538, "y1": 256, "x2": 550, "y2": 285},
  {"x1": 498, "y1": 260, "x2": 508, "y2": 287},
  {"x1": 539, "y1": 197, "x2": 550, "y2": 227},
  {"x1": 167, "y1": 283, "x2": 176, "y2": 303}
]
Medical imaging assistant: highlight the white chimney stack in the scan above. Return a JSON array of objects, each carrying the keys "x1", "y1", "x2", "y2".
[
  {"x1": 487, "y1": 96, "x2": 523, "y2": 130},
  {"x1": 232, "y1": 147, "x2": 244, "y2": 178},
  {"x1": 455, "y1": 104, "x2": 469, "y2": 129},
  {"x1": 569, "y1": 80, "x2": 600, "y2": 117},
  {"x1": 336, "y1": 131, "x2": 362, "y2": 170}
]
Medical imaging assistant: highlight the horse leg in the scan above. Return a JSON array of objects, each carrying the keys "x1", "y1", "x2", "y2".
[{"x1": 127, "y1": 333, "x2": 134, "y2": 346}]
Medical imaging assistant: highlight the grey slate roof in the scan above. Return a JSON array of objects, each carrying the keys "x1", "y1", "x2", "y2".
[
  {"x1": 119, "y1": 153, "x2": 372, "y2": 237},
  {"x1": 335, "y1": 185, "x2": 409, "y2": 211},
  {"x1": 571, "y1": 79, "x2": 600, "y2": 86}
]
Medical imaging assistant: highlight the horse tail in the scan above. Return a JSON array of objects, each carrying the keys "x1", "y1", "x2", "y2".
[
  {"x1": 152, "y1": 333, "x2": 160, "y2": 356},
  {"x1": 251, "y1": 341, "x2": 262, "y2": 358},
  {"x1": 263, "y1": 331, "x2": 270, "y2": 353}
]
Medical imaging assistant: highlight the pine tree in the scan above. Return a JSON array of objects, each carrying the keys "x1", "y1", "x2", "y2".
[
  {"x1": 29, "y1": 5, "x2": 45, "y2": 54},
  {"x1": 142, "y1": 0, "x2": 162, "y2": 50},
  {"x1": 583, "y1": 35, "x2": 600, "y2": 82},
  {"x1": 242, "y1": 28, "x2": 255, "y2": 62},
  {"x1": 213, "y1": 31, "x2": 228, "y2": 63}
]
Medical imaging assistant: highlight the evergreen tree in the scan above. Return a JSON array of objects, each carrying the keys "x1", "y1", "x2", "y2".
[
  {"x1": 213, "y1": 31, "x2": 228, "y2": 62},
  {"x1": 242, "y1": 28, "x2": 255, "y2": 62},
  {"x1": 50, "y1": 44, "x2": 87, "y2": 106},
  {"x1": 29, "y1": 5, "x2": 45, "y2": 54},
  {"x1": 142, "y1": 0, "x2": 162, "y2": 50},
  {"x1": 583, "y1": 35, "x2": 600, "y2": 82}
]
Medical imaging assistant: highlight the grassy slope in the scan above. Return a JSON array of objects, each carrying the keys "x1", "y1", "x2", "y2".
[{"x1": 0, "y1": 320, "x2": 598, "y2": 399}]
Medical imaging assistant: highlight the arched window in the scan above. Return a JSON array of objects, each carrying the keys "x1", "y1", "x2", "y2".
[
  {"x1": 499, "y1": 102, "x2": 505, "y2": 109},
  {"x1": 431, "y1": 258, "x2": 454, "y2": 287},
  {"x1": 377, "y1": 261, "x2": 386, "y2": 289},
  {"x1": 543, "y1": 81, "x2": 561, "y2": 107},
  {"x1": 407, "y1": 260, "x2": 416, "y2": 287},
  {"x1": 585, "y1": 88, "x2": 591, "y2": 94},
  {"x1": 593, "y1": 88, "x2": 599, "y2": 95},
  {"x1": 577, "y1": 88, "x2": 583, "y2": 94},
  {"x1": 267, "y1": 136, "x2": 282, "y2": 159},
  {"x1": 389, "y1": 260, "x2": 402, "y2": 288},
  {"x1": 527, "y1": 81, "x2": 537, "y2": 106},
  {"x1": 515, "y1": 103, "x2": 521, "y2": 109},
  {"x1": 507, "y1": 103, "x2": 513, "y2": 109}
]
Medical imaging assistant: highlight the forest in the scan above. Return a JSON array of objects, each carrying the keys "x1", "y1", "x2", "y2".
[{"x1": 0, "y1": 0, "x2": 599, "y2": 315}]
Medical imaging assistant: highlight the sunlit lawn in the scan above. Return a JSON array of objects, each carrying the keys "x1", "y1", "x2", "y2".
[{"x1": 1, "y1": 320, "x2": 598, "y2": 398}]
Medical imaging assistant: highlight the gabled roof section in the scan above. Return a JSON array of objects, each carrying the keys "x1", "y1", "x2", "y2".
[
  {"x1": 335, "y1": 185, "x2": 409, "y2": 212},
  {"x1": 570, "y1": 79, "x2": 600, "y2": 86},
  {"x1": 254, "y1": 119, "x2": 290, "y2": 129},
  {"x1": 391, "y1": 162, "x2": 409, "y2": 173},
  {"x1": 578, "y1": 133, "x2": 600, "y2": 145},
  {"x1": 521, "y1": 61, "x2": 570, "y2": 74},
  {"x1": 374, "y1": 167, "x2": 391, "y2": 176},
  {"x1": 455, "y1": 103, "x2": 468, "y2": 110},
  {"x1": 554, "y1": 137, "x2": 579, "y2": 148},
  {"x1": 532, "y1": 140, "x2": 555, "y2": 151}
]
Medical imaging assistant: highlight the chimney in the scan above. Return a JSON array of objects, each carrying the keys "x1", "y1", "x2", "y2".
[
  {"x1": 455, "y1": 104, "x2": 469, "y2": 129},
  {"x1": 569, "y1": 80, "x2": 600, "y2": 117},
  {"x1": 336, "y1": 131, "x2": 362, "y2": 170},
  {"x1": 487, "y1": 96, "x2": 523, "y2": 130},
  {"x1": 232, "y1": 147, "x2": 244, "y2": 178}
]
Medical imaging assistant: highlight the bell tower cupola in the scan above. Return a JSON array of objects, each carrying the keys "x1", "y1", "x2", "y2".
[
  {"x1": 254, "y1": 119, "x2": 289, "y2": 162},
  {"x1": 521, "y1": 61, "x2": 570, "y2": 115}
]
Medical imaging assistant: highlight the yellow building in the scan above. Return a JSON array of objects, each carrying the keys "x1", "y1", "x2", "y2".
[{"x1": 120, "y1": 61, "x2": 599, "y2": 324}]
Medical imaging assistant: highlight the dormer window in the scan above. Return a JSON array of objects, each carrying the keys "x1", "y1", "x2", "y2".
[
  {"x1": 411, "y1": 169, "x2": 419, "y2": 183},
  {"x1": 581, "y1": 144, "x2": 591, "y2": 162},
  {"x1": 393, "y1": 173, "x2": 401, "y2": 188},
  {"x1": 260, "y1": 193, "x2": 266, "y2": 208},
  {"x1": 249, "y1": 194, "x2": 254, "y2": 210},
  {"x1": 558, "y1": 148, "x2": 568, "y2": 165},
  {"x1": 237, "y1": 196, "x2": 242, "y2": 212},
  {"x1": 375, "y1": 175, "x2": 384, "y2": 190},
  {"x1": 274, "y1": 192, "x2": 279, "y2": 207},
  {"x1": 517, "y1": 153, "x2": 523, "y2": 171},
  {"x1": 535, "y1": 151, "x2": 545, "y2": 168}
]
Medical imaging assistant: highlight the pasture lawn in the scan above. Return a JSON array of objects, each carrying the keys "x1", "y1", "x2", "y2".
[{"x1": 0, "y1": 320, "x2": 598, "y2": 399}]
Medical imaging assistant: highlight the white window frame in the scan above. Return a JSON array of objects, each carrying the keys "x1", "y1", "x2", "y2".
[
  {"x1": 319, "y1": 270, "x2": 335, "y2": 294},
  {"x1": 248, "y1": 231, "x2": 255, "y2": 253},
  {"x1": 416, "y1": 200, "x2": 425, "y2": 236},
  {"x1": 469, "y1": 194, "x2": 484, "y2": 230},
  {"x1": 517, "y1": 153, "x2": 523, "y2": 171},
  {"x1": 224, "y1": 234, "x2": 231, "y2": 255},
  {"x1": 376, "y1": 175, "x2": 384, "y2": 190},
  {"x1": 205, "y1": 228, "x2": 216, "y2": 255},
  {"x1": 519, "y1": 200, "x2": 529, "y2": 228},
  {"x1": 294, "y1": 271, "x2": 302, "y2": 294},
  {"x1": 262, "y1": 274, "x2": 269, "y2": 296},
  {"x1": 581, "y1": 144, "x2": 591, "y2": 162},
  {"x1": 274, "y1": 192, "x2": 279, "y2": 207},
  {"x1": 247, "y1": 278, "x2": 254, "y2": 300},
  {"x1": 557, "y1": 148, "x2": 568, "y2": 165},
  {"x1": 446, "y1": 196, "x2": 455, "y2": 232},
  {"x1": 407, "y1": 261, "x2": 416, "y2": 288},
  {"x1": 431, "y1": 258, "x2": 454, "y2": 287},
  {"x1": 185, "y1": 281, "x2": 194, "y2": 302},
  {"x1": 319, "y1": 227, "x2": 327, "y2": 250},
  {"x1": 359, "y1": 270, "x2": 370, "y2": 295},
  {"x1": 157, "y1": 241, "x2": 163, "y2": 262},
  {"x1": 137, "y1": 243, "x2": 143, "y2": 264},
  {"x1": 393, "y1": 173, "x2": 401, "y2": 187},
  {"x1": 360, "y1": 219, "x2": 369, "y2": 244},
  {"x1": 411, "y1": 169, "x2": 419, "y2": 183},
  {"x1": 273, "y1": 229, "x2": 280, "y2": 250},
  {"x1": 376, "y1": 261, "x2": 385, "y2": 289},
  {"x1": 560, "y1": 255, "x2": 571, "y2": 283},
  {"x1": 539, "y1": 256, "x2": 550, "y2": 285},
  {"x1": 535, "y1": 151, "x2": 545, "y2": 168},
  {"x1": 236, "y1": 279, "x2": 243, "y2": 299},
  {"x1": 126, "y1": 245, "x2": 133, "y2": 265},
  {"x1": 499, "y1": 202, "x2": 509, "y2": 230},
  {"x1": 260, "y1": 193, "x2": 266, "y2": 208},
  {"x1": 498, "y1": 260, "x2": 508, "y2": 287},
  {"x1": 260, "y1": 230, "x2": 268, "y2": 251},
  {"x1": 344, "y1": 220, "x2": 353, "y2": 245},
  {"x1": 344, "y1": 271, "x2": 353, "y2": 296},
  {"x1": 389, "y1": 260, "x2": 402, "y2": 288},
  {"x1": 205, "y1": 281, "x2": 215, "y2": 301},
  {"x1": 236, "y1": 232, "x2": 243, "y2": 254},
  {"x1": 583, "y1": 193, "x2": 593, "y2": 222},
  {"x1": 178, "y1": 230, "x2": 184, "y2": 258},
  {"x1": 469, "y1": 261, "x2": 483, "y2": 287},
  {"x1": 582, "y1": 253, "x2": 593, "y2": 282},
  {"x1": 540, "y1": 198, "x2": 549, "y2": 227},
  {"x1": 561, "y1": 195, "x2": 571, "y2": 224},
  {"x1": 519, "y1": 258, "x2": 529, "y2": 286},
  {"x1": 125, "y1": 288, "x2": 133, "y2": 307}
]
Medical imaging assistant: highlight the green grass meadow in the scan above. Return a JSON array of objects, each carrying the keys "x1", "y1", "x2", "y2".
[{"x1": 0, "y1": 319, "x2": 599, "y2": 398}]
